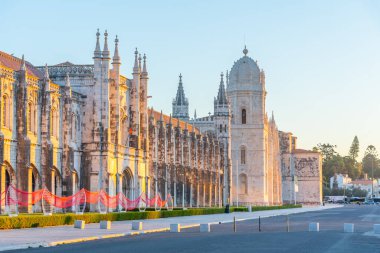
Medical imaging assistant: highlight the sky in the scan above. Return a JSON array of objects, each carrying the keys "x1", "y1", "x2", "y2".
[{"x1": 1, "y1": 0, "x2": 380, "y2": 159}]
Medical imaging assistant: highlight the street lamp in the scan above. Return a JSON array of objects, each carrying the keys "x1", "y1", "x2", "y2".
[{"x1": 372, "y1": 157, "x2": 374, "y2": 198}]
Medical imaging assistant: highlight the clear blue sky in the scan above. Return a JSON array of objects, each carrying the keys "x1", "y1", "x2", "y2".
[{"x1": 1, "y1": 0, "x2": 380, "y2": 158}]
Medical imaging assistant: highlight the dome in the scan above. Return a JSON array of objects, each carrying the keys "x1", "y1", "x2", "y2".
[{"x1": 228, "y1": 47, "x2": 260, "y2": 88}]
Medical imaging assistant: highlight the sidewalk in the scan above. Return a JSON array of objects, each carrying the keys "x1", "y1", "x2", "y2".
[{"x1": 0, "y1": 205, "x2": 341, "y2": 251}]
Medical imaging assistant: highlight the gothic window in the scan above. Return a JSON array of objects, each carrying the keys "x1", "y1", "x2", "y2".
[
  {"x1": 239, "y1": 174, "x2": 248, "y2": 194},
  {"x1": 242, "y1": 109, "x2": 246, "y2": 124},
  {"x1": 2, "y1": 95, "x2": 8, "y2": 127},
  {"x1": 219, "y1": 124, "x2": 222, "y2": 133},
  {"x1": 240, "y1": 147, "x2": 246, "y2": 165},
  {"x1": 224, "y1": 125, "x2": 227, "y2": 132}
]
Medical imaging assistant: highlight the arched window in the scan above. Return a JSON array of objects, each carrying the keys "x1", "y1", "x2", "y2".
[
  {"x1": 242, "y1": 109, "x2": 246, "y2": 124},
  {"x1": 2, "y1": 95, "x2": 8, "y2": 127},
  {"x1": 224, "y1": 125, "x2": 227, "y2": 133},
  {"x1": 219, "y1": 124, "x2": 222, "y2": 133},
  {"x1": 239, "y1": 174, "x2": 248, "y2": 194},
  {"x1": 240, "y1": 147, "x2": 246, "y2": 165}
]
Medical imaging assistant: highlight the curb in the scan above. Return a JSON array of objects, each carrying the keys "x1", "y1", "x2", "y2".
[{"x1": 0, "y1": 205, "x2": 341, "y2": 251}]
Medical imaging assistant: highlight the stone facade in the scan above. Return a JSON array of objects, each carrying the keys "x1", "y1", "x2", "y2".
[
  {"x1": 0, "y1": 30, "x2": 226, "y2": 213},
  {"x1": 0, "y1": 31, "x2": 322, "y2": 212},
  {"x1": 182, "y1": 47, "x2": 321, "y2": 206},
  {"x1": 280, "y1": 131, "x2": 322, "y2": 205}
]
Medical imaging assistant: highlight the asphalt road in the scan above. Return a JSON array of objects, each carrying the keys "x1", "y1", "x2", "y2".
[{"x1": 7, "y1": 205, "x2": 380, "y2": 253}]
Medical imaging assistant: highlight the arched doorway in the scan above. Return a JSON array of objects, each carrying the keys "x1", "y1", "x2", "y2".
[
  {"x1": 29, "y1": 165, "x2": 41, "y2": 192},
  {"x1": 121, "y1": 168, "x2": 133, "y2": 199},
  {"x1": 51, "y1": 167, "x2": 62, "y2": 196},
  {"x1": 1, "y1": 162, "x2": 15, "y2": 214},
  {"x1": 28, "y1": 165, "x2": 41, "y2": 213}
]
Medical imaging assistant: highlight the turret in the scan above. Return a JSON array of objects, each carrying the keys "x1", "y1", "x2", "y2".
[{"x1": 131, "y1": 48, "x2": 141, "y2": 148}]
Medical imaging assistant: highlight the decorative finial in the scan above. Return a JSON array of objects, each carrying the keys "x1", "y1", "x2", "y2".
[
  {"x1": 179, "y1": 73, "x2": 182, "y2": 83},
  {"x1": 138, "y1": 53, "x2": 142, "y2": 70},
  {"x1": 102, "y1": 29, "x2": 110, "y2": 58},
  {"x1": 133, "y1": 48, "x2": 139, "y2": 72},
  {"x1": 44, "y1": 63, "x2": 49, "y2": 79},
  {"x1": 65, "y1": 72, "x2": 71, "y2": 87},
  {"x1": 113, "y1": 35, "x2": 120, "y2": 64},
  {"x1": 142, "y1": 53, "x2": 147, "y2": 73},
  {"x1": 94, "y1": 29, "x2": 101, "y2": 58},
  {"x1": 220, "y1": 72, "x2": 224, "y2": 82},
  {"x1": 243, "y1": 45, "x2": 248, "y2": 56},
  {"x1": 20, "y1": 54, "x2": 26, "y2": 71}
]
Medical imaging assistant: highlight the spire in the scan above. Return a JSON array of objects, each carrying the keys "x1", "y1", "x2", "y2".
[
  {"x1": 112, "y1": 35, "x2": 121, "y2": 64},
  {"x1": 174, "y1": 73, "x2": 187, "y2": 106},
  {"x1": 142, "y1": 54, "x2": 147, "y2": 74},
  {"x1": 138, "y1": 54, "x2": 142, "y2": 72},
  {"x1": 172, "y1": 73, "x2": 189, "y2": 120},
  {"x1": 194, "y1": 109, "x2": 197, "y2": 120},
  {"x1": 243, "y1": 45, "x2": 248, "y2": 56},
  {"x1": 149, "y1": 106, "x2": 154, "y2": 119},
  {"x1": 94, "y1": 29, "x2": 101, "y2": 58},
  {"x1": 226, "y1": 70, "x2": 229, "y2": 86},
  {"x1": 169, "y1": 114, "x2": 172, "y2": 125},
  {"x1": 216, "y1": 72, "x2": 228, "y2": 105},
  {"x1": 159, "y1": 110, "x2": 163, "y2": 121},
  {"x1": 271, "y1": 111, "x2": 275, "y2": 124},
  {"x1": 102, "y1": 30, "x2": 110, "y2": 59},
  {"x1": 133, "y1": 48, "x2": 139, "y2": 73},
  {"x1": 44, "y1": 64, "x2": 49, "y2": 80},
  {"x1": 20, "y1": 55, "x2": 26, "y2": 71},
  {"x1": 65, "y1": 72, "x2": 71, "y2": 87}
]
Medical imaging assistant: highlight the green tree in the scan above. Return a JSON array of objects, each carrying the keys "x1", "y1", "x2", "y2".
[
  {"x1": 314, "y1": 143, "x2": 337, "y2": 162},
  {"x1": 362, "y1": 145, "x2": 380, "y2": 178},
  {"x1": 323, "y1": 154, "x2": 345, "y2": 181},
  {"x1": 348, "y1": 136, "x2": 360, "y2": 161},
  {"x1": 343, "y1": 156, "x2": 361, "y2": 179}
]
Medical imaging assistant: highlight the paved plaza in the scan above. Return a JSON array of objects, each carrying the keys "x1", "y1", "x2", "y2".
[
  {"x1": 0, "y1": 205, "x2": 340, "y2": 251},
  {"x1": 4, "y1": 205, "x2": 380, "y2": 253}
]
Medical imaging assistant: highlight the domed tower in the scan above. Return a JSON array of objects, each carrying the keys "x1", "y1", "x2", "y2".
[{"x1": 227, "y1": 46, "x2": 268, "y2": 206}]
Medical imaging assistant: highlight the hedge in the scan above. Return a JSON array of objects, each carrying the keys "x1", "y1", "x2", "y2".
[{"x1": 0, "y1": 204, "x2": 301, "y2": 230}]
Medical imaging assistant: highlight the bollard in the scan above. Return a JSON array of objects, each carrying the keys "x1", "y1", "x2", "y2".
[
  {"x1": 259, "y1": 216, "x2": 261, "y2": 232},
  {"x1": 344, "y1": 223, "x2": 354, "y2": 233},
  {"x1": 200, "y1": 223, "x2": 210, "y2": 233},
  {"x1": 100, "y1": 220, "x2": 111, "y2": 230},
  {"x1": 132, "y1": 221, "x2": 143, "y2": 231},
  {"x1": 286, "y1": 215, "x2": 290, "y2": 232},
  {"x1": 248, "y1": 206, "x2": 252, "y2": 212},
  {"x1": 309, "y1": 222, "x2": 319, "y2": 232},
  {"x1": 74, "y1": 220, "x2": 85, "y2": 229},
  {"x1": 374, "y1": 224, "x2": 380, "y2": 234},
  {"x1": 170, "y1": 224, "x2": 181, "y2": 233},
  {"x1": 233, "y1": 216, "x2": 236, "y2": 232}
]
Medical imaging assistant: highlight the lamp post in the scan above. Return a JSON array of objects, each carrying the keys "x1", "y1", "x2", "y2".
[
  {"x1": 236, "y1": 159, "x2": 239, "y2": 207},
  {"x1": 372, "y1": 157, "x2": 374, "y2": 198}
]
